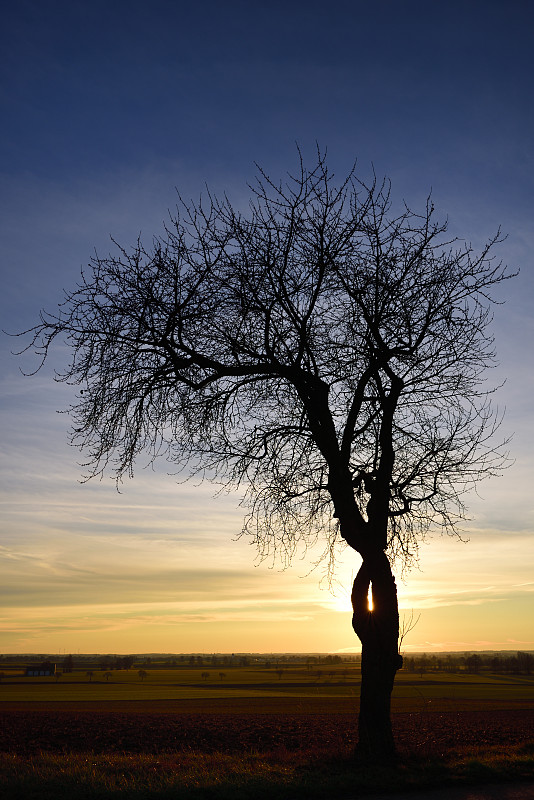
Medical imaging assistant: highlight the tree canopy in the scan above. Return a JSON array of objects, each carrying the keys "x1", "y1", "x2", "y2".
[{"x1": 23, "y1": 153, "x2": 511, "y2": 571}]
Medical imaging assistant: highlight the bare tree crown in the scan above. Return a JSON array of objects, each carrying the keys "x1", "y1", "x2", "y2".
[{"x1": 21, "y1": 152, "x2": 512, "y2": 568}]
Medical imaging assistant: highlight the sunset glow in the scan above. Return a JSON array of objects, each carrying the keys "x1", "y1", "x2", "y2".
[{"x1": 1, "y1": 1, "x2": 533, "y2": 657}]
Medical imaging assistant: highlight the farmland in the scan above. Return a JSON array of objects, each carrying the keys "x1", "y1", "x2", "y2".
[
  {"x1": 2, "y1": 660, "x2": 534, "y2": 709},
  {"x1": 1, "y1": 661, "x2": 533, "y2": 799}
]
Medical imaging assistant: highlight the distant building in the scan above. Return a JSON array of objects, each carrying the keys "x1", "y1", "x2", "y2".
[{"x1": 25, "y1": 660, "x2": 56, "y2": 676}]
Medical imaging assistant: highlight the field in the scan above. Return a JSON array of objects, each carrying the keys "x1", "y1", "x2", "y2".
[
  {"x1": 1, "y1": 663, "x2": 533, "y2": 798},
  {"x1": 3, "y1": 662, "x2": 534, "y2": 705}
]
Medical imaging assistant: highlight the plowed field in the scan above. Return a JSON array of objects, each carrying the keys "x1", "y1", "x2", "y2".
[{"x1": 1, "y1": 699, "x2": 533, "y2": 757}]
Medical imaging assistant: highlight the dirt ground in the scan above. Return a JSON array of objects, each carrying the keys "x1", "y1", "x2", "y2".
[
  {"x1": 1, "y1": 701, "x2": 533, "y2": 757},
  {"x1": 357, "y1": 782, "x2": 534, "y2": 800}
]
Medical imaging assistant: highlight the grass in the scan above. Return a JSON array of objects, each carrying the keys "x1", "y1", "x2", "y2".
[
  {"x1": 1, "y1": 743, "x2": 533, "y2": 800},
  {"x1": 2, "y1": 665, "x2": 534, "y2": 708}
]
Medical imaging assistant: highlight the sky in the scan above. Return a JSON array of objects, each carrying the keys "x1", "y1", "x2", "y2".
[{"x1": 1, "y1": 0, "x2": 533, "y2": 655}]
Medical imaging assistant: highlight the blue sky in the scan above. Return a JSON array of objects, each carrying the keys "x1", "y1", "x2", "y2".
[{"x1": 1, "y1": 0, "x2": 533, "y2": 654}]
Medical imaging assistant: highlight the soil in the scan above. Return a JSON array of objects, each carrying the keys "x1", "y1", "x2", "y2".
[{"x1": 1, "y1": 699, "x2": 533, "y2": 757}]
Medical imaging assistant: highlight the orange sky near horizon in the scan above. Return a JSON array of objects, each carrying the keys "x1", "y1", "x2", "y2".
[{"x1": 1, "y1": 399, "x2": 532, "y2": 656}]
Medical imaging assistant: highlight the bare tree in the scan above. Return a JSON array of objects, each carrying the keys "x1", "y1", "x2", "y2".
[
  {"x1": 398, "y1": 609, "x2": 420, "y2": 653},
  {"x1": 19, "y1": 151, "x2": 512, "y2": 759}
]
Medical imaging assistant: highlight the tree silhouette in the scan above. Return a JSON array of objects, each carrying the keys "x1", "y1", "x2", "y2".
[
  {"x1": 62, "y1": 654, "x2": 74, "y2": 673},
  {"x1": 20, "y1": 151, "x2": 512, "y2": 759}
]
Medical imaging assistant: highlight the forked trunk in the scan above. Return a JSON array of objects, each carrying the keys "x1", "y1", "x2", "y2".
[{"x1": 351, "y1": 551, "x2": 403, "y2": 760}]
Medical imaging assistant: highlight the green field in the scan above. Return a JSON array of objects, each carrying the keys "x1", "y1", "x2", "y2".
[{"x1": 2, "y1": 664, "x2": 534, "y2": 708}]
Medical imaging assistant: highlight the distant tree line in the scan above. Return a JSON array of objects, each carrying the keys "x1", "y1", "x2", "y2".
[
  {"x1": 98, "y1": 656, "x2": 135, "y2": 671},
  {"x1": 2, "y1": 652, "x2": 532, "y2": 675},
  {"x1": 402, "y1": 651, "x2": 533, "y2": 675}
]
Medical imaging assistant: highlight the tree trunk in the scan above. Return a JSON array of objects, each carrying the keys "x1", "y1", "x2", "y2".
[{"x1": 351, "y1": 551, "x2": 403, "y2": 760}]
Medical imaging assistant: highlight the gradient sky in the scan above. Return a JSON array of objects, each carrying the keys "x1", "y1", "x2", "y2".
[{"x1": 1, "y1": 0, "x2": 533, "y2": 655}]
